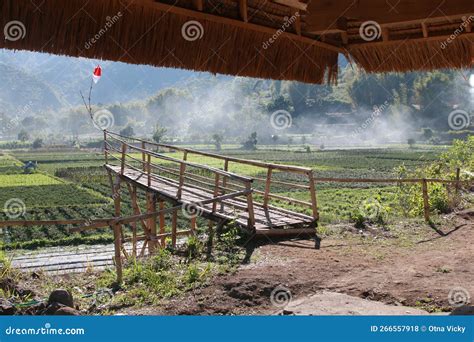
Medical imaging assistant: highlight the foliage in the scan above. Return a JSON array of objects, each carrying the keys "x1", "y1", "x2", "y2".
[
  {"x1": 421, "y1": 128, "x2": 434, "y2": 141},
  {"x1": 32, "y1": 138, "x2": 43, "y2": 149},
  {"x1": 120, "y1": 125, "x2": 135, "y2": 137},
  {"x1": 211, "y1": 133, "x2": 223, "y2": 151},
  {"x1": 350, "y1": 193, "x2": 390, "y2": 227},
  {"x1": 17, "y1": 130, "x2": 30, "y2": 142},
  {"x1": 242, "y1": 132, "x2": 258, "y2": 150},
  {"x1": 185, "y1": 235, "x2": 203, "y2": 260},
  {"x1": 395, "y1": 136, "x2": 473, "y2": 217},
  {"x1": 152, "y1": 124, "x2": 167, "y2": 144},
  {"x1": 97, "y1": 249, "x2": 212, "y2": 307},
  {"x1": 215, "y1": 227, "x2": 242, "y2": 267},
  {"x1": 0, "y1": 145, "x2": 451, "y2": 246}
]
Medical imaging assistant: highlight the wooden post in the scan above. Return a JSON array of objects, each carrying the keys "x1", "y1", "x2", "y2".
[
  {"x1": 147, "y1": 154, "x2": 151, "y2": 187},
  {"x1": 112, "y1": 176, "x2": 123, "y2": 283},
  {"x1": 177, "y1": 161, "x2": 186, "y2": 199},
  {"x1": 190, "y1": 216, "x2": 197, "y2": 235},
  {"x1": 422, "y1": 179, "x2": 430, "y2": 222},
  {"x1": 171, "y1": 209, "x2": 178, "y2": 247},
  {"x1": 308, "y1": 170, "x2": 319, "y2": 220},
  {"x1": 147, "y1": 192, "x2": 157, "y2": 253},
  {"x1": 103, "y1": 131, "x2": 108, "y2": 164},
  {"x1": 455, "y1": 167, "x2": 460, "y2": 194},
  {"x1": 120, "y1": 143, "x2": 127, "y2": 175},
  {"x1": 263, "y1": 167, "x2": 273, "y2": 208},
  {"x1": 220, "y1": 159, "x2": 229, "y2": 212},
  {"x1": 245, "y1": 181, "x2": 256, "y2": 230},
  {"x1": 127, "y1": 185, "x2": 138, "y2": 259},
  {"x1": 141, "y1": 141, "x2": 146, "y2": 171},
  {"x1": 159, "y1": 201, "x2": 166, "y2": 247},
  {"x1": 212, "y1": 173, "x2": 220, "y2": 213},
  {"x1": 126, "y1": 183, "x2": 149, "y2": 253}
]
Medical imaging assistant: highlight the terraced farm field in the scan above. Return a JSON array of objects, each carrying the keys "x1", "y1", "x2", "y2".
[{"x1": 0, "y1": 146, "x2": 446, "y2": 248}]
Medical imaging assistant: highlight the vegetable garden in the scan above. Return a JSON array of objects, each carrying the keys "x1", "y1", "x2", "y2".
[{"x1": 0, "y1": 139, "x2": 472, "y2": 249}]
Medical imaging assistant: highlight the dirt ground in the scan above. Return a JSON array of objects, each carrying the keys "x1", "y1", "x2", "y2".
[
  {"x1": 134, "y1": 209, "x2": 474, "y2": 315},
  {"x1": 5, "y1": 210, "x2": 473, "y2": 316}
]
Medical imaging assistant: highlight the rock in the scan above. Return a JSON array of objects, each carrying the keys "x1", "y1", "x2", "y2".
[
  {"x1": 0, "y1": 299, "x2": 16, "y2": 315},
  {"x1": 48, "y1": 289, "x2": 74, "y2": 308},
  {"x1": 42, "y1": 302, "x2": 63, "y2": 315},
  {"x1": 54, "y1": 306, "x2": 81, "y2": 316},
  {"x1": 450, "y1": 305, "x2": 474, "y2": 316}
]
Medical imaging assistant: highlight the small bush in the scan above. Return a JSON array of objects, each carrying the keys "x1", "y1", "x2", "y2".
[{"x1": 185, "y1": 236, "x2": 202, "y2": 260}]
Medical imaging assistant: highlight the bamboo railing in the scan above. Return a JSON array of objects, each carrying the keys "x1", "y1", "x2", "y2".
[
  {"x1": 104, "y1": 131, "x2": 320, "y2": 221},
  {"x1": 104, "y1": 132, "x2": 257, "y2": 229}
]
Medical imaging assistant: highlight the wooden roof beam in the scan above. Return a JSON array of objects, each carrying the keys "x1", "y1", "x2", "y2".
[
  {"x1": 272, "y1": 0, "x2": 307, "y2": 11},
  {"x1": 293, "y1": 10, "x2": 302, "y2": 35},
  {"x1": 306, "y1": 0, "x2": 474, "y2": 33},
  {"x1": 349, "y1": 31, "x2": 474, "y2": 48},
  {"x1": 421, "y1": 22, "x2": 429, "y2": 38},
  {"x1": 239, "y1": 0, "x2": 248, "y2": 23},
  {"x1": 381, "y1": 27, "x2": 390, "y2": 41},
  {"x1": 192, "y1": 0, "x2": 203, "y2": 11},
  {"x1": 137, "y1": 1, "x2": 344, "y2": 53}
]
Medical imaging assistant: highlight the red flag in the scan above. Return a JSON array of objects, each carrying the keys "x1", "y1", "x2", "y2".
[{"x1": 93, "y1": 65, "x2": 102, "y2": 84}]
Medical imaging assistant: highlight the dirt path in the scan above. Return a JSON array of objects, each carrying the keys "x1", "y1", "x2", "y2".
[{"x1": 144, "y1": 210, "x2": 473, "y2": 315}]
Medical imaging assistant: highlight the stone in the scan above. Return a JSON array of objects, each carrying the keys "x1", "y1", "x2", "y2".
[
  {"x1": 48, "y1": 289, "x2": 74, "y2": 308},
  {"x1": 54, "y1": 306, "x2": 81, "y2": 316},
  {"x1": 450, "y1": 305, "x2": 474, "y2": 316},
  {"x1": 0, "y1": 299, "x2": 16, "y2": 315}
]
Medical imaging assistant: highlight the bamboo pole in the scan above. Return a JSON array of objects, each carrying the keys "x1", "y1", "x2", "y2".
[
  {"x1": 171, "y1": 209, "x2": 178, "y2": 247},
  {"x1": 221, "y1": 159, "x2": 229, "y2": 212},
  {"x1": 126, "y1": 184, "x2": 149, "y2": 243},
  {"x1": 120, "y1": 143, "x2": 127, "y2": 175},
  {"x1": 422, "y1": 179, "x2": 430, "y2": 222},
  {"x1": 141, "y1": 141, "x2": 146, "y2": 172},
  {"x1": 245, "y1": 181, "x2": 256, "y2": 230},
  {"x1": 126, "y1": 184, "x2": 138, "y2": 258},
  {"x1": 147, "y1": 154, "x2": 151, "y2": 187},
  {"x1": 190, "y1": 216, "x2": 197, "y2": 235},
  {"x1": 103, "y1": 130, "x2": 108, "y2": 164},
  {"x1": 177, "y1": 161, "x2": 187, "y2": 199},
  {"x1": 212, "y1": 173, "x2": 220, "y2": 213},
  {"x1": 159, "y1": 201, "x2": 166, "y2": 247},
  {"x1": 112, "y1": 176, "x2": 123, "y2": 283},
  {"x1": 308, "y1": 170, "x2": 319, "y2": 220},
  {"x1": 123, "y1": 230, "x2": 193, "y2": 242},
  {"x1": 147, "y1": 192, "x2": 157, "y2": 253},
  {"x1": 263, "y1": 167, "x2": 273, "y2": 208}
]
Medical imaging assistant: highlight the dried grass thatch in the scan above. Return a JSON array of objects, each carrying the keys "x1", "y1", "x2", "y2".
[
  {"x1": 0, "y1": 0, "x2": 339, "y2": 84},
  {"x1": 349, "y1": 36, "x2": 473, "y2": 73}
]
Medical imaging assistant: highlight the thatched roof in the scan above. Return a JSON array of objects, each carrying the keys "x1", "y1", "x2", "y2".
[{"x1": 1, "y1": 0, "x2": 473, "y2": 84}]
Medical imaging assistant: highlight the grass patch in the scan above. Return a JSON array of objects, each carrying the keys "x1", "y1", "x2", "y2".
[
  {"x1": 0, "y1": 184, "x2": 109, "y2": 209},
  {"x1": 0, "y1": 174, "x2": 64, "y2": 187}
]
